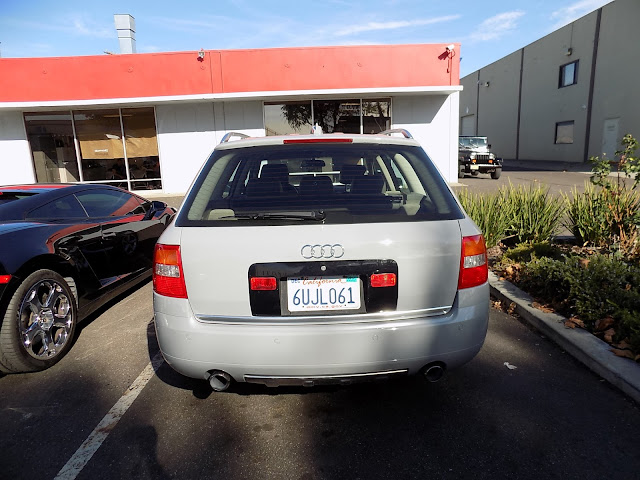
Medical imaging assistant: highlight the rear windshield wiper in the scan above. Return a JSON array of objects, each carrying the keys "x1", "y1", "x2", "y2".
[{"x1": 221, "y1": 211, "x2": 326, "y2": 221}]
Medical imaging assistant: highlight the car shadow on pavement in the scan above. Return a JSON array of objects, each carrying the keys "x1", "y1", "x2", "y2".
[{"x1": 146, "y1": 319, "x2": 215, "y2": 400}]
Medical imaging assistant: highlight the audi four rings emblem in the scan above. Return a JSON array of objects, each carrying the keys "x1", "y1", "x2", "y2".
[{"x1": 301, "y1": 244, "x2": 344, "y2": 259}]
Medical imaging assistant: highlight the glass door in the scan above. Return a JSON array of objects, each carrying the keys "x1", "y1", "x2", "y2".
[{"x1": 24, "y1": 112, "x2": 80, "y2": 183}]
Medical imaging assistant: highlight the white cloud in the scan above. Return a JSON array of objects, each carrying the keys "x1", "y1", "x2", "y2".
[
  {"x1": 470, "y1": 11, "x2": 525, "y2": 42},
  {"x1": 69, "y1": 15, "x2": 113, "y2": 39},
  {"x1": 550, "y1": 0, "x2": 614, "y2": 29},
  {"x1": 335, "y1": 15, "x2": 461, "y2": 37}
]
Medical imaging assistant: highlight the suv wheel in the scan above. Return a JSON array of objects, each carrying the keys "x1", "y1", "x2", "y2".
[{"x1": 491, "y1": 168, "x2": 502, "y2": 180}]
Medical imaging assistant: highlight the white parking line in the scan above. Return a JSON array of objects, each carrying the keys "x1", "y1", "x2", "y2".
[{"x1": 54, "y1": 352, "x2": 165, "y2": 480}]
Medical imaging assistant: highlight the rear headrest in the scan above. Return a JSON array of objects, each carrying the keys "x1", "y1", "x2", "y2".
[
  {"x1": 299, "y1": 175, "x2": 334, "y2": 196},
  {"x1": 260, "y1": 163, "x2": 289, "y2": 183},
  {"x1": 351, "y1": 175, "x2": 385, "y2": 194},
  {"x1": 246, "y1": 177, "x2": 281, "y2": 196},
  {"x1": 340, "y1": 164, "x2": 366, "y2": 184}
]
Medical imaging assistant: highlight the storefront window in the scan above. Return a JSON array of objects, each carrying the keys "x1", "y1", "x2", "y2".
[
  {"x1": 73, "y1": 109, "x2": 125, "y2": 186},
  {"x1": 122, "y1": 108, "x2": 162, "y2": 190},
  {"x1": 363, "y1": 100, "x2": 391, "y2": 134},
  {"x1": 264, "y1": 101, "x2": 312, "y2": 135},
  {"x1": 312, "y1": 99, "x2": 361, "y2": 134},
  {"x1": 24, "y1": 112, "x2": 80, "y2": 183},
  {"x1": 25, "y1": 108, "x2": 161, "y2": 191}
]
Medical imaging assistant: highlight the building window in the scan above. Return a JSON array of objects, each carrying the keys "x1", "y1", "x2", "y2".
[
  {"x1": 24, "y1": 112, "x2": 80, "y2": 184},
  {"x1": 362, "y1": 99, "x2": 391, "y2": 134},
  {"x1": 555, "y1": 121, "x2": 574, "y2": 144},
  {"x1": 265, "y1": 98, "x2": 391, "y2": 136},
  {"x1": 264, "y1": 101, "x2": 312, "y2": 135},
  {"x1": 313, "y1": 99, "x2": 361, "y2": 134},
  {"x1": 25, "y1": 108, "x2": 161, "y2": 191},
  {"x1": 559, "y1": 61, "x2": 578, "y2": 88}
]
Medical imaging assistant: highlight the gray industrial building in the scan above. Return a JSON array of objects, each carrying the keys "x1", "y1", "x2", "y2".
[{"x1": 460, "y1": 0, "x2": 639, "y2": 165}]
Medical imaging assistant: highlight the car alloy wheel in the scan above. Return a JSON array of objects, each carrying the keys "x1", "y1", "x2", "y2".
[
  {"x1": 0, "y1": 269, "x2": 77, "y2": 373},
  {"x1": 19, "y1": 279, "x2": 73, "y2": 360}
]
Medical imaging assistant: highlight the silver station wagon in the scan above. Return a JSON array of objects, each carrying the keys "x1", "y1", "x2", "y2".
[{"x1": 153, "y1": 130, "x2": 489, "y2": 391}]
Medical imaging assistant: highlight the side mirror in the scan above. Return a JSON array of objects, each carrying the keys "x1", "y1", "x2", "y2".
[{"x1": 144, "y1": 200, "x2": 167, "y2": 220}]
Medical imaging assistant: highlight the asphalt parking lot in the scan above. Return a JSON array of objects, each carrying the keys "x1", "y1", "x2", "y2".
[{"x1": 2, "y1": 167, "x2": 639, "y2": 480}]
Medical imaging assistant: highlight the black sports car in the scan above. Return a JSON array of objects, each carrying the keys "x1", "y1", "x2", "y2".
[{"x1": 0, "y1": 184, "x2": 175, "y2": 373}]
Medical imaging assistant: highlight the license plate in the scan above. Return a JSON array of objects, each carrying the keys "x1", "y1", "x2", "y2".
[
  {"x1": 470, "y1": 165, "x2": 480, "y2": 170},
  {"x1": 287, "y1": 276, "x2": 360, "y2": 312}
]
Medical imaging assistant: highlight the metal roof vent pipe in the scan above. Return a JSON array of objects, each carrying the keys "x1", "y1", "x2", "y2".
[{"x1": 114, "y1": 14, "x2": 136, "y2": 54}]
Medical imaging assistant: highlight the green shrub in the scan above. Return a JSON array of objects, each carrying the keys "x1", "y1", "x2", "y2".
[
  {"x1": 589, "y1": 133, "x2": 640, "y2": 257},
  {"x1": 458, "y1": 184, "x2": 566, "y2": 247},
  {"x1": 501, "y1": 242, "x2": 562, "y2": 264},
  {"x1": 517, "y1": 254, "x2": 640, "y2": 350},
  {"x1": 457, "y1": 189, "x2": 510, "y2": 247},
  {"x1": 502, "y1": 183, "x2": 565, "y2": 244},
  {"x1": 562, "y1": 183, "x2": 609, "y2": 246}
]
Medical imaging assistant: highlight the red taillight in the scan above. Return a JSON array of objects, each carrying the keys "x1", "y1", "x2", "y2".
[
  {"x1": 370, "y1": 273, "x2": 397, "y2": 288},
  {"x1": 283, "y1": 138, "x2": 353, "y2": 144},
  {"x1": 0, "y1": 274, "x2": 11, "y2": 284},
  {"x1": 153, "y1": 244, "x2": 187, "y2": 298},
  {"x1": 458, "y1": 235, "x2": 488, "y2": 290},
  {"x1": 250, "y1": 277, "x2": 277, "y2": 291}
]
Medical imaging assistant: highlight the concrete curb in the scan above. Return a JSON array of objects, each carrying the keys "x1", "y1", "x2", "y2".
[{"x1": 488, "y1": 271, "x2": 640, "y2": 404}]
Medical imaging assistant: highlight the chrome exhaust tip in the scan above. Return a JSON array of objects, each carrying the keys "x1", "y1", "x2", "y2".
[{"x1": 207, "y1": 370, "x2": 232, "y2": 392}]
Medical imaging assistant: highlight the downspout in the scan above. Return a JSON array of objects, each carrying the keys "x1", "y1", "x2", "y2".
[
  {"x1": 516, "y1": 48, "x2": 524, "y2": 161},
  {"x1": 584, "y1": 8, "x2": 602, "y2": 163}
]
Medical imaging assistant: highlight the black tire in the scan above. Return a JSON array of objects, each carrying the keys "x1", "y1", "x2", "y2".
[
  {"x1": 0, "y1": 269, "x2": 77, "y2": 373},
  {"x1": 491, "y1": 168, "x2": 502, "y2": 179},
  {"x1": 458, "y1": 165, "x2": 465, "y2": 179},
  {"x1": 471, "y1": 171, "x2": 479, "y2": 177}
]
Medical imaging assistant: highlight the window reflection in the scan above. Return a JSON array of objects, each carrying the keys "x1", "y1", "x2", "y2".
[
  {"x1": 122, "y1": 108, "x2": 162, "y2": 190},
  {"x1": 265, "y1": 101, "x2": 312, "y2": 136},
  {"x1": 313, "y1": 100, "x2": 361, "y2": 134},
  {"x1": 363, "y1": 100, "x2": 391, "y2": 134},
  {"x1": 25, "y1": 108, "x2": 162, "y2": 191},
  {"x1": 74, "y1": 109, "x2": 124, "y2": 182},
  {"x1": 24, "y1": 112, "x2": 80, "y2": 183}
]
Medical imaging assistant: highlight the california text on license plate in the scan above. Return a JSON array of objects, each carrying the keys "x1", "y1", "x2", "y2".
[{"x1": 287, "y1": 276, "x2": 361, "y2": 312}]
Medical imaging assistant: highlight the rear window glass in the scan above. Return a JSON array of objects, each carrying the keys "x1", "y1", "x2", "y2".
[
  {"x1": 177, "y1": 143, "x2": 463, "y2": 226},
  {"x1": 27, "y1": 194, "x2": 87, "y2": 220}
]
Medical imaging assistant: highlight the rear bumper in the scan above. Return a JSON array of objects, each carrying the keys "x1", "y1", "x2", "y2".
[{"x1": 153, "y1": 284, "x2": 489, "y2": 383}]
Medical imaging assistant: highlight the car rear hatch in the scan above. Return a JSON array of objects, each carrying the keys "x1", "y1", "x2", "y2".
[
  {"x1": 170, "y1": 137, "x2": 468, "y2": 319},
  {"x1": 179, "y1": 220, "x2": 461, "y2": 318}
]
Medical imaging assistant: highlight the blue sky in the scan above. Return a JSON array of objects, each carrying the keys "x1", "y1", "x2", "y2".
[{"x1": 0, "y1": 0, "x2": 613, "y2": 77}]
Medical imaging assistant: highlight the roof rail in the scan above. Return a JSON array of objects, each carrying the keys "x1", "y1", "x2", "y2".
[
  {"x1": 220, "y1": 132, "x2": 251, "y2": 144},
  {"x1": 378, "y1": 129, "x2": 413, "y2": 139}
]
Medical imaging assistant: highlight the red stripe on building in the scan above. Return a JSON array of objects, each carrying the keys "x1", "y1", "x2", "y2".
[{"x1": 0, "y1": 44, "x2": 459, "y2": 103}]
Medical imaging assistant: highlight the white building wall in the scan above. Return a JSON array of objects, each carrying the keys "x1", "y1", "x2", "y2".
[
  {"x1": 519, "y1": 12, "x2": 597, "y2": 163},
  {"x1": 392, "y1": 94, "x2": 459, "y2": 182},
  {"x1": 3, "y1": 96, "x2": 458, "y2": 192},
  {"x1": 475, "y1": 51, "x2": 522, "y2": 160},
  {"x1": 155, "y1": 100, "x2": 265, "y2": 194},
  {"x1": 0, "y1": 111, "x2": 35, "y2": 185},
  {"x1": 589, "y1": 0, "x2": 640, "y2": 160}
]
